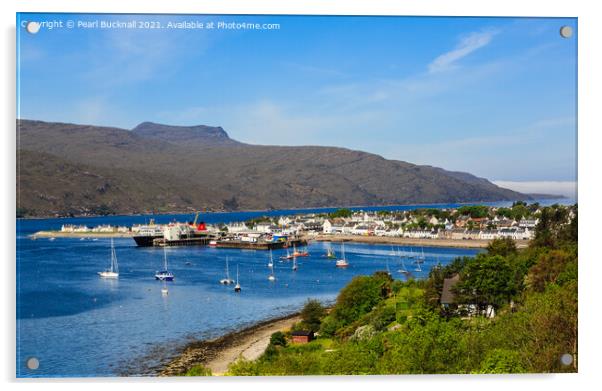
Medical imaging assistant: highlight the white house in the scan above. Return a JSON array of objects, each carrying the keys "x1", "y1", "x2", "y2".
[
  {"x1": 254, "y1": 222, "x2": 273, "y2": 233},
  {"x1": 278, "y1": 216, "x2": 291, "y2": 227},
  {"x1": 226, "y1": 222, "x2": 248, "y2": 233},
  {"x1": 352, "y1": 225, "x2": 371, "y2": 236},
  {"x1": 519, "y1": 219, "x2": 539, "y2": 228},
  {"x1": 342, "y1": 223, "x2": 355, "y2": 235},
  {"x1": 479, "y1": 230, "x2": 499, "y2": 240}
]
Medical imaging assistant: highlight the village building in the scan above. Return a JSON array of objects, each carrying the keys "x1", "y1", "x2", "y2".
[
  {"x1": 278, "y1": 216, "x2": 291, "y2": 227},
  {"x1": 440, "y1": 274, "x2": 460, "y2": 308},
  {"x1": 291, "y1": 330, "x2": 314, "y2": 344},
  {"x1": 225, "y1": 222, "x2": 247, "y2": 233},
  {"x1": 440, "y1": 273, "x2": 495, "y2": 318},
  {"x1": 479, "y1": 230, "x2": 499, "y2": 240},
  {"x1": 496, "y1": 218, "x2": 517, "y2": 228},
  {"x1": 352, "y1": 224, "x2": 371, "y2": 236},
  {"x1": 254, "y1": 222, "x2": 273, "y2": 233},
  {"x1": 303, "y1": 221, "x2": 323, "y2": 232},
  {"x1": 403, "y1": 229, "x2": 437, "y2": 239},
  {"x1": 464, "y1": 230, "x2": 482, "y2": 240},
  {"x1": 519, "y1": 218, "x2": 539, "y2": 228},
  {"x1": 342, "y1": 222, "x2": 355, "y2": 235},
  {"x1": 455, "y1": 216, "x2": 470, "y2": 228}
]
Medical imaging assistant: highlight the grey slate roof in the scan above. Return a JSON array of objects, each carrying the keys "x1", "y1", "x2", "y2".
[{"x1": 440, "y1": 274, "x2": 461, "y2": 305}]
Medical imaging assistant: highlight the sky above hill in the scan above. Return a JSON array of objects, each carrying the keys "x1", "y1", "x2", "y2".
[{"x1": 17, "y1": 14, "x2": 577, "y2": 196}]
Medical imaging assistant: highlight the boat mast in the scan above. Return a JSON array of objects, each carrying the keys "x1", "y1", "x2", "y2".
[
  {"x1": 111, "y1": 238, "x2": 118, "y2": 273},
  {"x1": 163, "y1": 244, "x2": 168, "y2": 270}
]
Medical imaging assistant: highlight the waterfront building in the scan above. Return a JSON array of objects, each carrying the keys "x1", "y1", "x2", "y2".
[
  {"x1": 225, "y1": 222, "x2": 248, "y2": 233},
  {"x1": 351, "y1": 225, "x2": 371, "y2": 236},
  {"x1": 479, "y1": 230, "x2": 499, "y2": 240},
  {"x1": 254, "y1": 222, "x2": 273, "y2": 233},
  {"x1": 342, "y1": 223, "x2": 355, "y2": 235}
]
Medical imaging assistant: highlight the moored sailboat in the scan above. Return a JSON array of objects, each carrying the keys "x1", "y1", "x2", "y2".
[
  {"x1": 398, "y1": 248, "x2": 410, "y2": 275},
  {"x1": 234, "y1": 265, "x2": 241, "y2": 292},
  {"x1": 268, "y1": 262, "x2": 276, "y2": 281},
  {"x1": 155, "y1": 245, "x2": 174, "y2": 281},
  {"x1": 280, "y1": 247, "x2": 294, "y2": 260},
  {"x1": 220, "y1": 256, "x2": 235, "y2": 285},
  {"x1": 336, "y1": 242, "x2": 349, "y2": 268},
  {"x1": 98, "y1": 238, "x2": 119, "y2": 278},
  {"x1": 326, "y1": 247, "x2": 336, "y2": 259},
  {"x1": 293, "y1": 244, "x2": 309, "y2": 257}
]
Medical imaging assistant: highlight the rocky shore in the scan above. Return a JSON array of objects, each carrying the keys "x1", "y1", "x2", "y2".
[{"x1": 158, "y1": 313, "x2": 301, "y2": 376}]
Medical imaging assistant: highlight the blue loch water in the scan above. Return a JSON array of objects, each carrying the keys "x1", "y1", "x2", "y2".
[{"x1": 16, "y1": 200, "x2": 570, "y2": 377}]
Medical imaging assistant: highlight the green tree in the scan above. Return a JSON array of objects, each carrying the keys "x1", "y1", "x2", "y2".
[
  {"x1": 330, "y1": 208, "x2": 352, "y2": 218},
  {"x1": 526, "y1": 249, "x2": 575, "y2": 292},
  {"x1": 321, "y1": 273, "x2": 392, "y2": 336},
  {"x1": 454, "y1": 254, "x2": 518, "y2": 312},
  {"x1": 486, "y1": 237, "x2": 518, "y2": 257},
  {"x1": 300, "y1": 299, "x2": 326, "y2": 332},
  {"x1": 457, "y1": 205, "x2": 489, "y2": 218},
  {"x1": 533, "y1": 205, "x2": 570, "y2": 248},
  {"x1": 377, "y1": 309, "x2": 468, "y2": 374},
  {"x1": 270, "y1": 331, "x2": 287, "y2": 347}
]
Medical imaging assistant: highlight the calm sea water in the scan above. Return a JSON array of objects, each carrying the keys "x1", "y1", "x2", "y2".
[{"x1": 16, "y1": 199, "x2": 570, "y2": 377}]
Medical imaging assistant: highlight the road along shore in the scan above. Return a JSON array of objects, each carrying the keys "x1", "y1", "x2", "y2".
[{"x1": 31, "y1": 231, "x2": 134, "y2": 238}]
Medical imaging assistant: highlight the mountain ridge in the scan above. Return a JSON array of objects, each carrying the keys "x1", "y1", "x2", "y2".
[{"x1": 16, "y1": 119, "x2": 530, "y2": 217}]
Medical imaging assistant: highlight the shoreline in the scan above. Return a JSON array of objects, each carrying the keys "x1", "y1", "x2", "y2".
[
  {"x1": 312, "y1": 234, "x2": 530, "y2": 249},
  {"x1": 30, "y1": 231, "x2": 528, "y2": 249},
  {"x1": 17, "y1": 197, "x2": 570, "y2": 220},
  {"x1": 157, "y1": 312, "x2": 302, "y2": 376},
  {"x1": 31, "y1": 231, "x2": 134, "y2": 238}
]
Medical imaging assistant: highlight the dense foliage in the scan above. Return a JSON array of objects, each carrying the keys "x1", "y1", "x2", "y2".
[
  {"x1": 329, "y1": 208, "x2": 353, "y2": 219},
  {"x1": 223, "y1": 205, "x2": 577, "y2": 376}
]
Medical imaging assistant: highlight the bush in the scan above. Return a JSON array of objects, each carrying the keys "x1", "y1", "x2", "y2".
[
  {"x1": 350, "y1": 324, "x2": 377, "y2": 342},
  {"x1": 300, "y1": 299, "x2": 326, "y2": 332},
  {"x1": 477, "y1": 349, "x2": 526, "y2": 374},
  {"x1": 319, "y1": 314, "x2": 342, "y2": 337},
  {"x1": 330, "y1": 273, "x2": 392, "y2": 329},
  {"x1": 526, "y1": 249, "x2": 575, "y2": 292},
  {"x1": 270, "y1": 331, "x2": 287, "y2": 347},
  {"x1": 185, "y1": 364, "x2": 212, "y2": 376}
]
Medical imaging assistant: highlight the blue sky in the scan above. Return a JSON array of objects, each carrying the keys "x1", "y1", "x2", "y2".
[{"x1": 17, "y1": 14, "x2": 577, "y2": 193}]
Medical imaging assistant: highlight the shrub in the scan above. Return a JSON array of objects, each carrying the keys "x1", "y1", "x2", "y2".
[
  {"x1": 477, "y1": 349, "x2": 526, "y2": 374},
  {"x1": 300, "y1": 299, "x2": 326, "y2": 332},
  {"x1": 270, "y1": 331, "x2": 287, "y2": 347},
  {"x1": 185, "y1": 364, "x2": 212, "y2": 376}
]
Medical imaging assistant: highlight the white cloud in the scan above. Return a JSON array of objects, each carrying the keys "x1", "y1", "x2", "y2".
[
  {"x1": 492, "y1": 181, "x2": 577, "y2": 198},
  {"x1": 428, "y1": 31, "x2": 496, "y2": 73}
]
